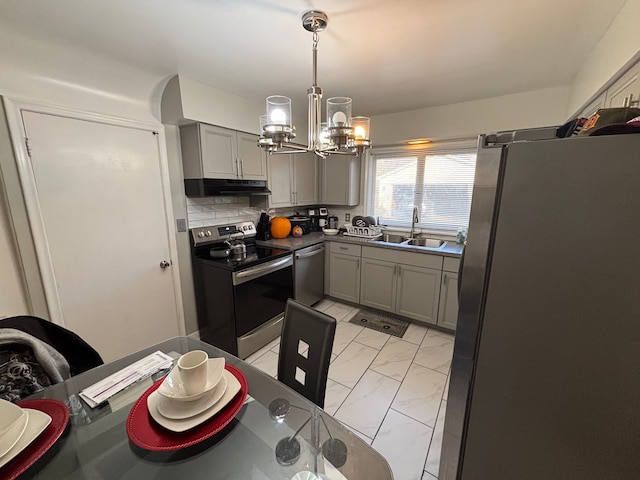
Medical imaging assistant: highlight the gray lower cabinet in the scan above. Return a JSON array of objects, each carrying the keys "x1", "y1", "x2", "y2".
[
  {"x1": 360, "y1": 246, "x2": 443, "y2": 324},
  {"x1": 437, "y1": 270, "x2": 459, "y2": 330},
  {"x1": 396, "y1": 263, "x2": 441, "y2": 324},
  {"x1": 327, "y1": 243, "x2": 361, "y2": 303},
  {"x1": 360, "y1": 258, "x2": 397, "y2": 313},
  {"x1": 437, "y1": 256, "x2": 460, "y2": 330}
]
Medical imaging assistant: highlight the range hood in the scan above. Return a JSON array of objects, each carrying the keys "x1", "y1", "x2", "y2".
[{"x1": 184, "y1": 178, "x2": 271, "y2": 197}]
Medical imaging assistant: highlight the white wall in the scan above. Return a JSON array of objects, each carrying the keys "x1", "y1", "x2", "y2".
[
  {"x1": 371, "y1": 86, "x2": 569, "y2": 145},
  {"x1": 566, "y1": 0, "x2": 640, "y2": 116}
]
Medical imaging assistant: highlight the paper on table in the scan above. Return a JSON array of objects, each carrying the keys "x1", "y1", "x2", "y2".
[{"x1": 79, "y1": 351, "x2": 173, "y2": 408}]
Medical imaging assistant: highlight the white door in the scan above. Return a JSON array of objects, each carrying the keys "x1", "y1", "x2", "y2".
[{"x1": 20, "y1": 111, "x2": 181, "y2": 362}]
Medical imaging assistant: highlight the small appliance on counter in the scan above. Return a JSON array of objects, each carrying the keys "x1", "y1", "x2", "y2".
[
  {"x1": 308, "y1": 206, "x2": 329, "y2": 231},
  {"x1": 328, "y1": 215, "x2": 339, "y2": 230},
  {"x1": 256, "y1": 213, "x2": 271, "y2": 240},
  {"x1": 287, "y1": 214, "x2": 311, "y2": 235}
]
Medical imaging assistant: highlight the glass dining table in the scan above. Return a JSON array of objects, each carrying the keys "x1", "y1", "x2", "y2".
[{"x1": 18, "y1": 337, "x2": 393, "y2": 479}]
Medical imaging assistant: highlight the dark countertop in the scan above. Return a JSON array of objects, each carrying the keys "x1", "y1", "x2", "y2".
[
  {"x1": 256, "y1": 232, "x2": 325, "y2": 251},
  {"x1": 258, "y1": 231, "x2": 463, "y2": 258}
]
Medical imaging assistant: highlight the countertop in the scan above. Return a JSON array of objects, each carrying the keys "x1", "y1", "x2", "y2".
[
  {"x1": 257, "y1": 231, "x2": 463, "y2": 257},
  {"x1": 256, "y1": 232, "x2": 325, "y2": 251}
]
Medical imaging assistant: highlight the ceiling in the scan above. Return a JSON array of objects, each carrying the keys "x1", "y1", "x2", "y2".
[{"x1": 0, "y1": 0, "x2": 628, "y2": 118}]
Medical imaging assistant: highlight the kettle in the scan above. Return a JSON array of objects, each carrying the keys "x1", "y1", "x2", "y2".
[{"x1": 225, "y1": 235, "x2": 246, "y2": 259}]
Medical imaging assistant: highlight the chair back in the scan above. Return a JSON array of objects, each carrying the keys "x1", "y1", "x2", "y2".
[
  {"x1": 0, "y1": 315, "x2": 103, "y2": 376},
  {"x1": 278, "y1": 299, "x2": 336, "y2": 408}
]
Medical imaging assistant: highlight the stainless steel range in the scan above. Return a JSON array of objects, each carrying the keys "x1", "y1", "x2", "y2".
[{"x1": 190, "y1": 221, "x2": 293, "y2": 359}]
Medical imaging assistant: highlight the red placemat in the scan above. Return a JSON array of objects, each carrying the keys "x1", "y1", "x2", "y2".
[
  {"x1": 1, "y1": 399, "x2": 70, "y2": 480},
  {"x1": 127, "y1": 364, "x2": 248, "y2": 451}
]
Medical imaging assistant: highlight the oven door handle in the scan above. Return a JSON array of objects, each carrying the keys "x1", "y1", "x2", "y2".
[{"x1": 232, "y1": 255, "x2": 293, "y2": 285}]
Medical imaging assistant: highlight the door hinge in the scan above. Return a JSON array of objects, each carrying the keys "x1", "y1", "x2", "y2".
[{"x1": 25, "y1": 137, "x2": 32, "y2": 157}]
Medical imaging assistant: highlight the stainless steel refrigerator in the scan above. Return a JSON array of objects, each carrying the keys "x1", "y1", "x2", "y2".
[{"x1": 440, "y1": 128, "x2": 640, "y2": 479}]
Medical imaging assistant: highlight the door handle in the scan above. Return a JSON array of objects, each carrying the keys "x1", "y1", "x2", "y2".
[{"x1": 160, "y1": 260, "x2": 171, "y2": 269}]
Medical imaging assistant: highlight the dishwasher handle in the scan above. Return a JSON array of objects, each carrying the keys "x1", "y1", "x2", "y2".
[{"x1": 295, "y1": 245, "x2": 325, "y2": 260}]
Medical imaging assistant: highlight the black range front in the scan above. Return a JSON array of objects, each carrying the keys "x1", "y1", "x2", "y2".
[{"x1": 191, "y1": 222, "x2": 293, "y2": 359}]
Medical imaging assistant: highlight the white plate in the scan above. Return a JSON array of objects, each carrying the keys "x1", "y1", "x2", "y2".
[
  {"x1": 0, "y1": 399, "x2": 25, "y2": 436},
  {"x1": 0, "y1": 409, "x2": 27, "y2": 458},
  {"x1": 0, "y1": 409, "x2": 52, "y2": 469},
  {"x1": 157, "y1": 357, "x2": 225, "y2": 402},
  {"x1": 148, "y1": 369, "x2": 241, "y2": 433},
  {"x1": 156, "y1": 373, "x2": 227, "y2": 420},
  {"x1": 323, "y1": 229, "x2": 339, "y2": 236}
]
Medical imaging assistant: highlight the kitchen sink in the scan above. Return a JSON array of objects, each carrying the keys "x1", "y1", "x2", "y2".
[
  {"x1": 376, "y1": 233, "x2": 407, "y2": 244},
  {"x1": 406, "y1": 238, "x2": 446, "y2": 248}
]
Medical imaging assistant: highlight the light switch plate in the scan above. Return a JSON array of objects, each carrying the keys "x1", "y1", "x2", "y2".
[{"x1": 176, "y1": 218, "x2": 187, "y2": 232}]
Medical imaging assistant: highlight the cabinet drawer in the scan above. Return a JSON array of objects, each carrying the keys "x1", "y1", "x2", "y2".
[
  {"x1": 362, "y1": 246, "x2": 443, "y2": 270},
  {"x1": 330, "y1": 242, "x2": 362, "y2": 257},
  {"x1": 443, "y1": 256, "x2": 460, "y2": 273}
]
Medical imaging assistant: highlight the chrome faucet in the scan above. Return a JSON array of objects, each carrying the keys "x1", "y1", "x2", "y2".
[{"x1": 410, "y1": 206, "x2": 419, "y2": 239}]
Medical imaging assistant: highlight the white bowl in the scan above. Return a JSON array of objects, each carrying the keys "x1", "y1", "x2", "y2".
[
  {"x1": 157, "y1": 357, "x2": 225, "y2": 402},
  {"x1": 323, "y1": 229, "x2": 339, "y2": 236}
]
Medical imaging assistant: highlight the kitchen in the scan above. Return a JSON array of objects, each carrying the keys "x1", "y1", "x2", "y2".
[{"x1": 1, "y1": 1, "x2": 639, "y2": 479}]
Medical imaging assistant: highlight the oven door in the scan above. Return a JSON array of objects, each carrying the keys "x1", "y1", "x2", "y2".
[{"x1": 232, "y1": 254, "x2": 294, "y2": 338}]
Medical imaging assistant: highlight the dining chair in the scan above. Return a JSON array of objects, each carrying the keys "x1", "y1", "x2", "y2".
[
  {"x1": 277, "y1": 299, "x2": 336, "y2": 408},
  {"x1": 0, "y1": 315, "x2": 103, "y2": 377}
]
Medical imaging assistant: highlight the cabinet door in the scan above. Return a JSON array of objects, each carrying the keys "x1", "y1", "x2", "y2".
[
  {"x1": 267, "y1": 154, "x2": 293, "y2": 207},
  {"x1": 605, "y1": 62, "x2": 640, "y2": 108},
  {"x1": 396, "y1": 264, "x2": 441, "y2": 324},
  {"x1": 237, "y1": 132, "x2": 267, "y2": 180},
  {"x1": 360, "y1": 258, "x2": 396, "y2": 313},
  {"x1": 199, "y1": 124, "x2": 237, "y2": 179},
  {"x1": 437, "y1": 270, "x2": 459, "y2": 331},
  {"x1": 293, "y1": 151, "x2": 318, "y2": 206},
  {"x1": 321, "y1": 156, "x2": 360, "y2": 206},
  {"x1": 328, "y1": 253, "x2": 360, "y2": 303}
]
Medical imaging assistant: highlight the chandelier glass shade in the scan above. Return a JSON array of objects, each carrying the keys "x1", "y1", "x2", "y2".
[{"x1": 258, "y1": 10, "x2": 371, "y2": 157}]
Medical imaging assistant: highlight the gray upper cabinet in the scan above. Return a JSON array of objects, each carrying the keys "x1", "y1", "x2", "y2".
[
  {"x1": 320, "y1": 155, "x2": 360, "y2": 206},
  {"x1": 265, "y1": 151, "x2": 318, "y2": 208},
  {"x1": 180, "y1": 123, "x2": 266, "y2": 180},
  {"x1": 605, "y1": 62, "x2": 640, "y2": 109}
]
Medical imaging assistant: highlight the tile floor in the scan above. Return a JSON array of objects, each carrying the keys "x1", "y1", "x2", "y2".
[{"x1": 245, "y1": 298, "x2": 455, "y2": 480}]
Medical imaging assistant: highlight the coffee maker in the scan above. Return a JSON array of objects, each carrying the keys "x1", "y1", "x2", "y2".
[{"x1": 307, "y1": 207, "x2": 328, "y2": 232}]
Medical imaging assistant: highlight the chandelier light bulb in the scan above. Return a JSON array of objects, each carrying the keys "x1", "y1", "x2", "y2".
[
  {"x1": 270, "y1": 109, "x2": 287, "y2": 124},
  {"x1": 332, "y1": 111, "x2": 347, "y2": 126}
]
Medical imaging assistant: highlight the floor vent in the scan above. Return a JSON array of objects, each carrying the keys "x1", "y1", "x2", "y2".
[{"x1": 348, "y1": 310, "x2": 409, "y2": 338}]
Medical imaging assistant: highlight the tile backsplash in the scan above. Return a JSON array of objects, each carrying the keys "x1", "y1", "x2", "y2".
[{"x1": 185, "y1": 196, "x2": 363, "y2": 229}]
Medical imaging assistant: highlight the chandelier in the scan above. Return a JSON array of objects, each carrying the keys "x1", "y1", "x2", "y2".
[{"x1": 258, "y1": 10, "x2": 371, "y2": 157}]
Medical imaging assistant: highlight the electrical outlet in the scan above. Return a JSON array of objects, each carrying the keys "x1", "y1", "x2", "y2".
[{"x1": 345, "y1": 213, "x2": 350, "y2": 222}]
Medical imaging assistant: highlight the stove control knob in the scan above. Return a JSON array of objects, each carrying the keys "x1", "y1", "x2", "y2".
[
  {"x1": 205, "y1": 230, "x2": 212, "y2": 237},
  {"x1": 198, "y1": 231, "x2": 206, "y2": 238}
]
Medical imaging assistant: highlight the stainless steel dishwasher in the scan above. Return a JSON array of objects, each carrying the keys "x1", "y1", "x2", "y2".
[{"x1": 294, "y1": 243, "x2": 325, "y2": 306}]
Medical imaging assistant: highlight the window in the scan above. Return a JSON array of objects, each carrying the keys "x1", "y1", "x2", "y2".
[{"x1": 366, "y1": 139, "x2": 477, "y2": 233}]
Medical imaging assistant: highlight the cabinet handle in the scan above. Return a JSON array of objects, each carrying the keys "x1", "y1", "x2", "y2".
[
  {"x1": 339, "y1": 246, "x2": 348, "y2": 250},
  {"x1": 443, "y1": 275, "x2": 448, "y2": 286},
  {"x1": 397, "y1": 265, "x2": 402, "y2": 276},
  {"x1": 623, "y1": 94, "x2": 640, "y2": 107},
  {"x1": 239, "y1": 158, "x2": 244, "y2": 178},
  {"x1": 393, "y1": 264, "x2": 397, "y2": 276},
  {"x1": 234, "y1": 158, "x2": 239, "y2": 177},
  {"x1": 356, "y1": 258, "x2": 360, "y2": 270}
]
